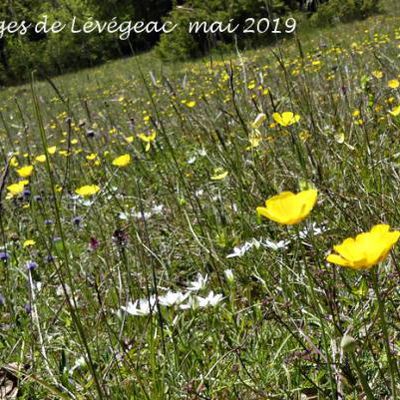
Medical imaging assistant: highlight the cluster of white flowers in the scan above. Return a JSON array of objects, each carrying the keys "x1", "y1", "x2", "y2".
[
  {"x1": 121, "y1": 273, "x2": 224, "y2": 317},
  {"x1": 298, "y1": 222, "x2": 326, "y2": 239},
  {"x1": 118, "y1": 204, "x2": 165, "y2": 221},
  {"x1": 226, "y1": 237, "x2": 289, "y2": 258},
  {"x1": 226, "y1": 224, "x2": 326, "y2": 259}
]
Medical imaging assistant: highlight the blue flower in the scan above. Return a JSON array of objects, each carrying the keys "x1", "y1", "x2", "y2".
[
  {"x1": 72, "y1": 216, "x2": 83, "y2": 227},
  {"x1": 0, "y1": 252, "x2": 9, "y2": 262},
  {"x1": 26, "y1": 261, "x2": 38, "y2": 271}
]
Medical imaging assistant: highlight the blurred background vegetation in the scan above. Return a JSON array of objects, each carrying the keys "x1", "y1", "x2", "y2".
[{"x1": 0, "y1": 0, "x2": 381, "y2": 85}]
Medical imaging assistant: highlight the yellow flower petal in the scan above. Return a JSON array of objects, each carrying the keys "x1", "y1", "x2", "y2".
[
  {"x1": 16, "y1": 165, "x2": 34, "y2": 178},
  {"x1": 388, "y1": 79, "x2": 400, "y2": 89},
  {"x1": 257, "y1": 189, "x2": 317, "y2": 225},
  {"x1": 273, "y1": 112, "x2": 301, "y2": 127},
  {"x1": 7, "y1": 182, "x2": 26, "y2": 196},
  {"x1": 112, "y1": 154, "x2": 131, "y2": 167},
  {"x1": 389, "y1": 105, "x2": 400, "y2": 117},
  {"x1": 327, "y1": 225, "x2": 400, "y2": 270},
  {"x1": 23, "y1": 239, "x2": 36, "y2": 248},
  {"x1": 75, "y1": 185, "x2": 100, "y2": 197},
  {"x1": 35, "y1": 154, "x2": 47, "y2": 163}
]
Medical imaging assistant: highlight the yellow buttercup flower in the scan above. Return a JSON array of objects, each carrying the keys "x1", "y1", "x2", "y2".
[
  {"x1": 10, "y1": 156, "x2": 18, "y2": 167},
  {"x1": 7, "y1": 182, "x2": 26, "y2": 196},
  {"x1": 389, "y1": 105, "x2": 400, "y2": 117},
  {"x1": 23, "y1": 239, "x2": 36, "y2": 248},
  {"x1": 388, "y1": 79, "x2": 400, "y2": 89},
  {"x1": 272, "y1": 112, "x2": 301, "y2": 127},
  {"x1": 138, "y1": 131, "x2": 156, "y2": 143},
  {"x1": 35, "y1": 154, "x2": 47, "y2": 163},
  {"x1": 372, "y1": 70, "x2": 383, "y2": 79},
  {"x1": 16, "y1": 165, "x2": 34, "y2": 178},
  {"x1": 186, "y1": 101, "x2": 197, "y2": 108},
  {"x1": 257, "y1": 189, "x2": 318, "y2": 225},
  {"x1": 112, "y1": 154, "x2": 131, "y2": 167},
  {"x1": 326, "y1": 225, "x2": 400, "y2": 270},
  {"x1": 86, "y1": 153, "x2": 98, "y2": 161},
  {"x1": 138, "y1": 131, "x2": 156, "y2": 152},
  {"x1": 47, "y1": 146, "x2": 57, "y2": 155},
  {"x1": 75, "y1": 185, "x2": 100, "y2": 197}
]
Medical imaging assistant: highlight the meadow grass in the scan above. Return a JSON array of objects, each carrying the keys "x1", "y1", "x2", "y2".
[{"x1": 0, "y1": 4, "x2": 400, "y2": 399}]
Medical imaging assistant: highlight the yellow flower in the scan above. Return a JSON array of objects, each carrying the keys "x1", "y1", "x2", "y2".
[
  {"x1": 251, "y1": 113, "x2": 267, "y2": 129},
  {"x1": 389, "y1": 105, "x2": 400, "y2": 117},
  {"x1": 257, "y1": 189, "x2": 318, "y2": 225},
  {"x1": 186, "y1": 101, "x2": 197, "y2": 108},
  {"x1": 388, "y1": 79, "x2": 400, "y2": 89},
  {"x1": 75, "y1": 185, "x2": 100, "y2": 197},
  {"x1": 7, "y1": 182, "x2": 26, "y2": 196},
  {"x1": 211, "y1": 168, "x2": 229, "y2": 181},
  {"x1": 86, "y1": 153, "x2": 98, "y2": 161},
  {"x1": 35, "y1": 154, "x2": 47, "y2": 163},
  {"x1": 112, "y1": 154, "x2": 131, "y2": 167},
  {"x1": 326, "y1": 225, "x2": 400, "y2": 270},
  {"x1": 16, "y1": 165, "x2": 34, "y2": 178},
  {"x1": 138, "y1": 131, "x2": 156, "y2": 152},
  {"x1": 372, "y1": 70, "x2": 383, "y2": 79},
  {"x1": 47, "y1": 146, "x2": 57, "y2": 155},
  {"x1": 10, "y1": 156, "x2": 19, "y2": 167},
  {"x1": 138, "y1": 131, "x2": 156, "y2": 143},
  {"x1": 272, "y1": 112, "x2": 301, "y2": 127},
  {"x1": 23, "y1": 239, "x2": 36, "y2": 248}
]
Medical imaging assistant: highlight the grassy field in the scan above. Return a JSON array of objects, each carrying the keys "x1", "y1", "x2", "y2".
[{"x1": 1, "y1": 4, "x2": 400, "y2": 399}]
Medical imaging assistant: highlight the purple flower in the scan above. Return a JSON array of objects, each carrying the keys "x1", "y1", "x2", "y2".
[
  {"x1": 26, "y1": 261, "x2": 38, "y2": 271},
  {"x1": 89, "y1": 237, "x2": 100, "y2": 251},
  {"x1": 0, "y1": 294, "x2": 5, "y2": 306},
  {"x1": 24, "y1": 303, "x2": 32, "y2": 314},
  {"x1": 45, "y1": 255, "x2": 55, "y2": 263},
  {"x1": 72, "y1": 216, "x2": 83, "y2": 227},
  {"x1": 0, "y1": 252, "x2": 9, "y2": 262}
]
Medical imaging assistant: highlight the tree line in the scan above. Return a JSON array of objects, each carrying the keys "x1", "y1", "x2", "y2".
[{"x1": 0, "y1": 0, "x2": 380, "y2": 85}]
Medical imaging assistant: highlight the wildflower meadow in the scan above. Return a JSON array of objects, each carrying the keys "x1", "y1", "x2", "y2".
[{"x1": 1, "y1": 1, "x2": 400, "y2": 399}]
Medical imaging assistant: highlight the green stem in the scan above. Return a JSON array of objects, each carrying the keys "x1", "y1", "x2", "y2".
[
  {"x1": 349, "y1": 353, "x2": 375, "y2": 400},
  {"x1": 371, "y1": 268, "x2": 398, "y2": 399},
  {"x1": 295, "y1": 227, "x2": 337, "y2": 399}
]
